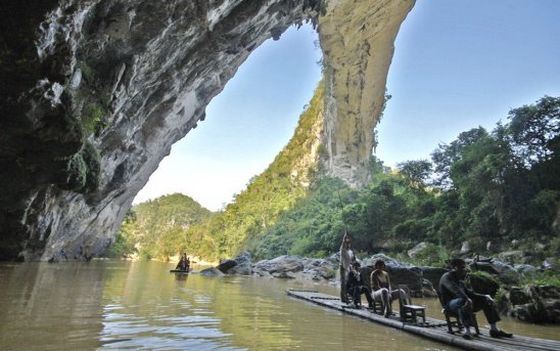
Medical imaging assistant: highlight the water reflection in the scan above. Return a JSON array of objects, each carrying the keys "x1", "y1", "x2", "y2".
[
  {"x1": 99, "y1": 261, "x2": 242, "y2": 350},
  {"x1": 0, "y1": 262, "x2": 105, "y2": 350},
  {"x1": 1, "y1": 261, "x2": 557, "y2": 350}
]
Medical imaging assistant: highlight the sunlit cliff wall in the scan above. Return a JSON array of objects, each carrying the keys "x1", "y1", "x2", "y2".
[{"x1": 319, "y1": 0, "x2": 414, "y2": 185}]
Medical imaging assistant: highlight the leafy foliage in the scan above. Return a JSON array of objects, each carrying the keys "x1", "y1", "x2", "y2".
[
  {"x1": 251, "y1": 96, "x2": 560, "y2": 263},
  {"x1": 108, "y1": 193, "x2": 212, "y2": 260},
  {"x1": 114, "y1": 94, "x2": 560, "y2": 268},
  {"x1": 112, "y1": 83, "x2": 325, "y2": 261},
  {"x1": 187, "y1": 82, "x2": 326, "y2": 260},
  {"x1": 520, "y1": 270, "x2": 560, "y2": 288},
  {"x1": 82, "y1": 103, "x2": 106, "y2": 136},
  {"x1": 468, "y1": 271, "x2": 500, "y2": 296},
  {"x1": 65, "y1": 141, "x2": 100, "y2": 193}
]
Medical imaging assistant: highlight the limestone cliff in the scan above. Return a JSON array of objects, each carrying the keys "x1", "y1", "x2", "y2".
[
  {"x1": 319, "y1": 0, "x2": 413, "y2": 185},
  {"x1": 0, "y1": 0, "x2": 414, "y2": 260}
]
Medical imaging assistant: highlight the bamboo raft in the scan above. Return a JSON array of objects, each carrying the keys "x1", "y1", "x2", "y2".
[
  {"x1": 287, "y1": 289, "x2": 560, "y2": 351},
  {"x1": 169, "y1": 269, "x2": 190, "y2": 273}
]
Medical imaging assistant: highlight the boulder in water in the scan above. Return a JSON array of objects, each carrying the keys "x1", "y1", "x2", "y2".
[
  {"x1": 362, "y1": 254, "x2": 423, "y2": 295},
  {"x1": 228, "y1": 252, "x2": 253, "y2": 275},
  {"x1": 500, "y1": 285, "x2": 560, "y2": 323},
  {"x1": 386, "y1": 266, "x2": 423, "y2": 296},
  {"x1": 215, "y1": 252, "x2": 252, "y2": 275},
  {"x1": 253, "y1": 255, "x2": 304, "y2": 274},
  {"x1": 422, "y1": 278, "x2": 438, "y2": 297},
  {"x1": 362, "y1": 253, "x2": 411, "y2": 268},
  {"x1": 272, "y1": 271, "x2": 296, "y2": 279},
  {"x1": 217, "y1": 259, "x2": 237, "y2": 273},
  {"x1": 420, "y1": 266, "x2": 448, "y2": 292},
  {"x1": 468, "y1": 271, "x2": 500, "y2": 296},
  {"x1": 301, "y1": 258, "x2": 337, "y2": 281}
]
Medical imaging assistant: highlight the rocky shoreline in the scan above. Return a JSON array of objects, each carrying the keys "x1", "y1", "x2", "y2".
[{"x1": 200, "y1": 252, "x2": 560, "y2": 324}]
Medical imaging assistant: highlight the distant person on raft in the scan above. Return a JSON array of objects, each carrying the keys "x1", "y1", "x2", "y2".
[{"x1": 176, "y1": 253, "x2": 189, "y2": 271}]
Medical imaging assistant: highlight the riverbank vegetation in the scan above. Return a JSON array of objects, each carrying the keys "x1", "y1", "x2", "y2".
[
  {"x1": 110, "y1": 83, "x2": 325, "y2": 261},
  {"x1": 111, "y1": 95, "x2": 560, "y2": 270},
  {"x1": 254, "y1": 96, "x2": 560, "y2": 264},
  {"x1": 106, "y1": 193, "x2": 212, "y2": 260}
]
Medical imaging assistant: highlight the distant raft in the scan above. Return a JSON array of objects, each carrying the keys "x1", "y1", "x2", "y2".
[{"x1": 169, "y1": 269, "x2": 190, "y2": 273}]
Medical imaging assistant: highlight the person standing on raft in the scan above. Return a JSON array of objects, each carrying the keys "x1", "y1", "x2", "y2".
[{"x1": 339, "y1": 231, "x2": 356, "y2": 304}]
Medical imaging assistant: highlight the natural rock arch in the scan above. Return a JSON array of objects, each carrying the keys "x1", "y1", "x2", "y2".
[{"x1": 0, "y1": 0, "x2": 414, "y2": 260}]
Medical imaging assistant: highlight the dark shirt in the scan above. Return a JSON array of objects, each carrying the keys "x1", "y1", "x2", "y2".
[
  {"x1": 359, "y1": 266, "x2": 373, "y2": 290},
  {"x1": 346, "y1": 269, "x2": 362, "y2": 290},
  {"x1": 176, "y1": 259, "x2": 187, "y2": 270},
  {"x1": 438, "y1": 271, "x2": 482, "y2": 306}
]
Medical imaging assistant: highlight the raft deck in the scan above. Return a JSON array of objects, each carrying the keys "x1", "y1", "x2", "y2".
[
  {"x1": 169, "y1": 269, "x2": 190, "y2": 273},
  {"x1": 287, "y1": 289, "x2": 560, "y2": 351}
]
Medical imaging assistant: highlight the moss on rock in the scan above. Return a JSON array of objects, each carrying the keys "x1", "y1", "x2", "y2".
[
  {"x1": 65, "y1": 141, "x2": 101, "y2": 193},
  {"x1": 468, "y1": 270, "x2": 500, "y2": 296},
  {"x1": 82, "y1": 103, "x2": 106, "y2": 136}
]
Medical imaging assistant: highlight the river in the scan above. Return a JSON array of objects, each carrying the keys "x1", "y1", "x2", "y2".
[{"x1": 0, "y1": 260, "x2": 558, "y2": 350}]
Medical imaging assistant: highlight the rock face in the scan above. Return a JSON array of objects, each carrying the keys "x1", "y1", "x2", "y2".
[
  {"x1": 211, "y1": 252, "x2": 441, "y2": 297},
  {"x1": 408, "y1": 242, "x2": 428, "y2": 258},
  {"x1": 420, "y1": 266, "x2": 447, "y2": 293},
  {"x1": 319, "y1": 0, "x2": 414, "y2": 185},
  {"x1": 499, "y1": 285, "x2": 560, "y2": 324},
  {"x1": 254, "y1": 255, "x2": 305, "y2": 274},
  {"x1": 212, "y1": 253, "x2": 338, "y2": 281},
  {"x1": 218, "y1": 251, "x2": 252, "y2": 275},
  {"x1": 0, "y1": 0, "x2": 414, "y2": 260}
]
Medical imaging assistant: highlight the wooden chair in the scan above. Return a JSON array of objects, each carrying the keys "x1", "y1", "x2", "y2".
[
  {"x1": 437, "y1": 290, "x2": 480, "y2": 335},
  {"x1": 397, "y1": 285, "x2": 426, "y2": 325},
  {"x1": 371, "y1": 299, "x2": 384, "y2": 314}
]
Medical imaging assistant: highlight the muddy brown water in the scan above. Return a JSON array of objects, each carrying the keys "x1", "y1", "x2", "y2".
[{"x1": 0, "y1": 261, "x2": 558, "y2": 350}]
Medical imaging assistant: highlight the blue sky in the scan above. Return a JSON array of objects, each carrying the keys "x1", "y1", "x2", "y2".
[
  {"x1": 377, "y1": 0, "x2": 560, "y2": 165},
  {"x1": 134, "y1": 25, "x2": 322, "y2": 210},
  {"x1": 135, "y1": 0, "x2": 560, "y2": 210}
]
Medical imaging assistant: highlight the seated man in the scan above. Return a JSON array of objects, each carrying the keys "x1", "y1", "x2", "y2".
[
  {"x1": 370, "y1": 260, "x2": 404, "y2": 317},
  {"x1": 346, "y1": 261, "x2": 374, "y2": 309},
  {"x1": 439, "y1": 258, "x2": 512, "y2": 340}
]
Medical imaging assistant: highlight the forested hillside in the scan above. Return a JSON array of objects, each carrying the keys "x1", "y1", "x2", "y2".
[
  {"x1": 112, "y1": 94, "x2": 560, "y2": 267},
  {"x1": 110, "y1": 83, "x2": 325, "y2": 261},
  {"x1": 256, "y1": 96, "x2": 560, "y2": 264},
  {"x1": 108, "y1": 193, "x2": 212, "y2": 259},
  {"x1": 185, "y1": 82, "x2": 326, "y2": 260}
]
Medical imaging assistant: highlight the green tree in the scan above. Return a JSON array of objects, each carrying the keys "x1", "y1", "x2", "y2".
[
  {"x1": 108, "y1": 193, "x2": 212, "y2": 260},
  {"x1": 397, "y1": 159, "x2": 432, "y2": 190}
]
